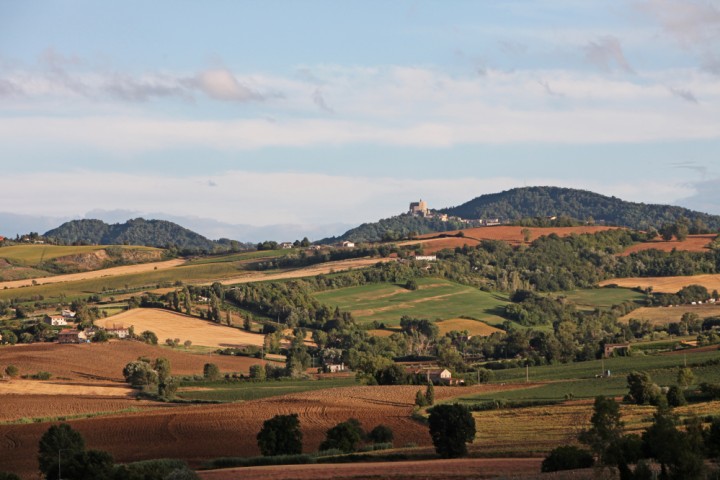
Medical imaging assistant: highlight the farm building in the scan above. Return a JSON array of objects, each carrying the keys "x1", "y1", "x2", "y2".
[
  {"x1": 413, "y1": 255, "x2": 437, "y2": 262},
  {"x1": 340, "y1": 241, "x2": 355, "y2": 248},
  {"x1": 415, "y1": 368, "x2": 453, "y2": 385},
  {"x1": 280, "y1": 242, "x2": 294, "y2": 249},
  {"x1": 58, "y1": 329, "x2": 88, "y2": 344},
  {"x1": 604, "y1": 343, "x2": 631, "y2": 358},
  {"x1": 44, "y1": 315, "x2": 67, "y2": 326},
  {"x1": 61, "y1": 309, "x2": 76, "y2": 319},
  {"x1": 323, "y1": 362, "x2": 346, "y2": 373},
  {"x1": 103, "y1": 325, "x2": 131, "y2": 339}
]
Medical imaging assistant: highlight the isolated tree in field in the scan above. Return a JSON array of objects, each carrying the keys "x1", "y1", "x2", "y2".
[
  {"x1": 243, "y1": 314, "x2": 252, "y2": 331},
  {"x1": 415, "y1": 389, "x2": 428, "y2": 407},
  {"x1": 428, "y1": 404, "x2": 476, "y2": 458},
  {"x1": 521, "y1": 228, "x2": 532, "y2": 242},
  {"x1": 4, "y1": 365, "x2": 18, "y2": 377},
  {"x1": 249, "y1": 364, "x2": 266, "y2": 380},
  {"x1": 141, "y1": 330, "x2": 158, "y2": 345},
  {"x1": 122, "y1": 360, "x2": 158, "y2": 387},
  {"x1": 203, "y1": 363, "x2": 220, "y2": 381},
  {"x1": 38, "y1": 423, "x2": 85, "y2": 479},
  {"x1": 579, "y1": 396, "x2": 624, "y2": 465},
  {"x1": 320, "y1": 419, "x2": 364, "y2": 453},
  {"x1": 256, "y1": 414, "x2": 303, "y2": 456},
  {"x1": 425, "y1": 382, "x2": 435, "y2": 405},
  {"x1": 666, "y1": 385, "x2": 687, "y2": 407}
]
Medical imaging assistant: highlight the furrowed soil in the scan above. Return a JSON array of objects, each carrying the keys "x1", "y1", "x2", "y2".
[
  {"x1": 599, "y1": 274, "x2": 720, "y2": 293},
  {"x1": 399, "y1": 226, "x2": 619, "y2": 254},
  {"x1": 0, "y1": 383, "x2": 530, "y2": 479},
  {"x1": 436, "y1": 318, "x2": 502, "y2": 336},
  {"x1": 620, "y1": 234, "x2": 717, "y2": 256},
  {"x1": 198, "y1": 457, "x2": 545, "y2": 480},
  {"x1": 97, "y1": 308, "x2": 266, "y2": 348},
  {"x1": 0, "y1": 341, "x2": 270, "y2": 382}
]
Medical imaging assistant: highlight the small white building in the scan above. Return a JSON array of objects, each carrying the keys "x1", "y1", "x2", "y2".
[
  {"x1": 341, "y1": 241, "x2": 355, "y2": 248},
  {"x1": 44, "y1": 315, "x2": 67, "y2": 326},
  {"x1": 61, "y1": 309, "x2": 76, "y2": 319},
  {"x1": 413, "y1": 255, "x2": 437, "y2": 262},
  {"x1": 324, "y1": 362, "x2": 346, "y2": 373},
  {"x1": 280, "y1": 242, "x2": 294, "y2": 249}
]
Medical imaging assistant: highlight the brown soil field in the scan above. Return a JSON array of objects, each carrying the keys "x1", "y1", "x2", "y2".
[
  {"x1": 0, "y1": 383, "x2": 531, "y2": 479},
  {"x1": 599, "y1": 274, "x2": 720, "y2": 294},
  {"x1": 0, "y1": 379, "x2": 134, "y2": 397},
  {"x1": 401, "y1": 226, "x2": 619, "y2": 254},
  {"x1": 620, "y1": 234, "x2": 717, "y2": 256},
  {"x1": 0, "y1": 394, "x2": 165, "y2": 423},
  {"x1": 0, "y1": 258, "x2": 186, "y2": 290},
  {"x1": 619, "y1": 304, "x2": 720, "y2": 325},
  {"x1": 98, "y1": 309, "x2": 265, "y2": 348},
  {"x1": 436, "y1": 318, "x2": 502, "y2": 337},
  {"x1": 0, "y1": 341, "x2": 273, "y2": 382},
  {"x1": 214, "y1": 257, "x2": 394, "y2": 286},
  {"x1": 198, "y1": 457, "x2": 545, "y2": 480}
]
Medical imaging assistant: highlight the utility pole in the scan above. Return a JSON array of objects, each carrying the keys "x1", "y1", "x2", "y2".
[{"x1": 525, "y1": 362, "x2": 529, "y2": 383}]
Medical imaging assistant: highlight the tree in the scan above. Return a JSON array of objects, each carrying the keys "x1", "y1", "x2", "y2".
[
  {"x1": 642, "y1": 404, "x2": 705, "y2": 479},
  {"x1": 579, "y1": 396, "x2": 624, "y2": 465},
  {"x1": 427, "y1": 404, "x2": 476, "y2": 458},
  {"x1": 183, "y1": 340, "x2": 192, "y2": 349},
  {"x1": 666, "y1": 385, "x2": 687, "y2": 407},
  {"x1": 319, "y1": 419, "x2": 364, "y2": 453},
  {"x1": 0, "y1": 472, "x2": 21, "y2": 480},
  {"x1": 521, "y1": 228, "x2": 532, "y2": 242},
  {"x1": 122, "y1": 360, "x2": 158, "y2": 387},
  {"x1": 374, "y1": 364, "x2": 408, "y2": 385},
  {"x1": 415, "y1": 389, "x2": 428, "y2": 407},
  {"x1": 677, "y1": 367, "x2": 694, "y2": 388},
  {"x1": 626, "y1": 371, "x2": 661, "y2": 405},
  {"x1": 243, "y1": 314, "x2": 252, "y2": 332},
  {"x1": 256, "y1": 414, "x2": 303, "y2": 456},
  {"x1": 249, "y1": 364, "x2": 266, "y2": 380},
  {"x1": 367, "y1": 425, "x2": 394, "y2": 444},
  {"x1": 0, "y1": 330, "x2": 17, "y2": 345},
  {"x1": 61, "y1": 449, "x2": 115, "y2": 480},
  {"x1": 203, "y1": 363, "x2": 220, "y2": 381},
  {"x1": 38, "y1": 423, "x2": 86, "y2": 479},
  {"x1": 541, "y1": 445, "x2": 594, "y2": 472},
  {"x1": 4, "y1": 365, "x2": 18, "y2": 377},
  {"x1": 425, "y1": 382, "x2": 435, "y2": 406},
  {"x1": 141, "y1": 330, "x2": 158, "y2": 345}
]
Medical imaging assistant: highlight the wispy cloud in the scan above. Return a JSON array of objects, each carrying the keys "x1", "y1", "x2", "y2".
[
  {"x1": 668, "y1": 86, "x2": 698, "y2": 104},
  {"x1": 312, "y1": 88, "x2": 334, "y2": 113},
  {"x1": 669, "y1": 161, "x2": 708, "y2": 177},
  {"x1": 583, "y1": 36, "x2": 634, "y2": 73}
]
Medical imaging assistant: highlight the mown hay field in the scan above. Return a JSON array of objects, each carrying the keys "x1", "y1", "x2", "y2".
[
  {"x1": 620, "y1": 234, "x2": 717, "y2": 256},
  {"x1": 559, "y1": 288, "x2": 646, "y2": 311},
  {"x1": 0, "y1": 341, "x2": 269, "y2": 382},
  {"x1": 436, "y1": 318, "x2": 502, "y2": 336},
  {"x1": 0, "y1": 245, "x2": 109, "y2": 264},
  {"x1": 98, "y1": 309, "x2": 265, "y2": 348},
  {"x1": 599, "y1": 274, "x2": 720, "y2": 294},
  {"x1": 314, "y1": 278, "x2": 509, "y2": 327},
  {"x1": 0, "y1": 383, "x2": 528, "y2": 479},
  {"x1": 0, "y1": 379, "x2": 134, "y2": 397},
  {"x1": 620, "y1": 303, "x2": 720, "y2": 325}
]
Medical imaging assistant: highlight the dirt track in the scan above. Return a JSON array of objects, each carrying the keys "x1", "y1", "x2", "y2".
[{"x1": 0, "y1": 258, "x2": 186, "y2": 290}]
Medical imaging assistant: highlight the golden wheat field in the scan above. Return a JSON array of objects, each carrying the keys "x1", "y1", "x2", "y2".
[
  {"x1": 98, "y1": 308, "x2": 265, "y2": 348},
  {"x1": 620, "y1": 304, "x2": 720, "y2": 325},
  {"x1": 599, "y1": 274, "x2": 720, "y2": 293},
  {"x1": 436, "y1": 318, "x2": 503, "y2": 336}
]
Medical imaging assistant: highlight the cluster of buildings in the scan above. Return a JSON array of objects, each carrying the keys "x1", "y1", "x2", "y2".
[
  {"x1": 43, "y1": 311, "x2": 130, "y2": 344},
  {"x1": 408, "y1": 200, "x2": 501, "y2": 226}
]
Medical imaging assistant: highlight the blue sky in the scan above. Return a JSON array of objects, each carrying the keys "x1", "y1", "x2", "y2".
[{"x1": 1, "y1": 1, "x2": 719, "y2": 241}]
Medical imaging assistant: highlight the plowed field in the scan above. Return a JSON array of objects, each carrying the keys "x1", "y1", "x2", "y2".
[
  {"x1": 0, "y1": 383, "x2": 530, "y2": 478},
  {"x1": 599, "y1": 274, "x2": 720, "y2": 294},
  {"x1": 401, "y1": 226, "x2": 618, "y2": 254},
  {"x1": 97, "y1": 309, "x2": 265, "y2": 348},
  {"x1": 198, "y1": 457, "x2": 545, "y2": 480},
  {"x1": 620, "y1": 234, "x2": 717, "y2": 256},
  {"x1": 0, "y1": 341, "x2": 271, "y2": 382}
]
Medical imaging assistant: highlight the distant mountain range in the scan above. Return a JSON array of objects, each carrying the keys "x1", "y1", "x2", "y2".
[{"x1": 325, "y1": 187, "x2": 720, "y2": 243}]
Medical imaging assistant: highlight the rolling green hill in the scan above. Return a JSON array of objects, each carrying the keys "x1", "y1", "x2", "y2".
[
  {"x1": 441, "y1": 186, "x2": 720, "y2": 231},
  {"x1": 44, "y1": 218, "x2": 218, "y2": 252}
]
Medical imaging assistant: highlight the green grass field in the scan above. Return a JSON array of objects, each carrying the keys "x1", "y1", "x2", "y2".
[
  {"x1": 0, "y1": 244, "x2": 160, "y2": 265},
  {"x1": 185, "y1": 248, "x2": 295, "y2": 265},
  {"x1": 559, "y1": 287, "x2": 646, "y2": 311},
  {"x1": 177, "y1": 377, "x2": 357, "y2": 402},
  {"x1": 314, "y1": 278, "x2": 510, "y2": 327},
  {"x1": 458, "y1": 347, "x2": 720, "y2": 403}
]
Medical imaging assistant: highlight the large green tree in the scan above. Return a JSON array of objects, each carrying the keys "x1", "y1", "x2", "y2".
[
  {"x1": 37, "y1": 423, "x2": 86, "y2": 480},
  {"x1": 256, "y1": 414, "x2": 303, "y2": 456},
  {"x1": 579, "y1": 396, "x2": 624, "y2": 464},
  {"x1": 427, "y1": 404, "x2": 476, "y2": 458}
]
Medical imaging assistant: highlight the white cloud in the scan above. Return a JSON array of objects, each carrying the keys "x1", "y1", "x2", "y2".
[
  {"x1": 583, "y1": 36, "x2": 634, "y2": 73},
  {"x1": 190, "y1": 69, "x2": 264, "y2": 102}
]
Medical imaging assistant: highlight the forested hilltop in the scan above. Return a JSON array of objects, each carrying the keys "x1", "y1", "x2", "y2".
[
  {"x1": 321, "y1": 215, "x2": 467, "y2": 244},
  {"x1": 441, "y1": 186, "x2": 720, "y2": 231},
  {"x1": 44, "y1": 218, "x2": 231, "y2": 253}
]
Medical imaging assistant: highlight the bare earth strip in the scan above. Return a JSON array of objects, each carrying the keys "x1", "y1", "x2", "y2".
[
  {"x1": 0, "y1": 379, "x2": 134, "y2": 397},
  {"x1": 98, "y1": 309, "x2": 266, "y2": 348},
  {"x1": 599, "y1": 274, "x2": 720, "y2": 294},
  {"x1": 0, "y1": 258, "x2": 186, "y2": 290},
  {"x1": 214, "y1": 258, "x2": 393, "y2": 285},
  {"x1": 198, "y1": 457, "x2": 544, "y2": 480}
]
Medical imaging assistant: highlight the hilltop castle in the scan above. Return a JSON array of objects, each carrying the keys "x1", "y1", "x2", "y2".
[{"x1": 408, "y1": 200, "x2": 448, "y2": 221}]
